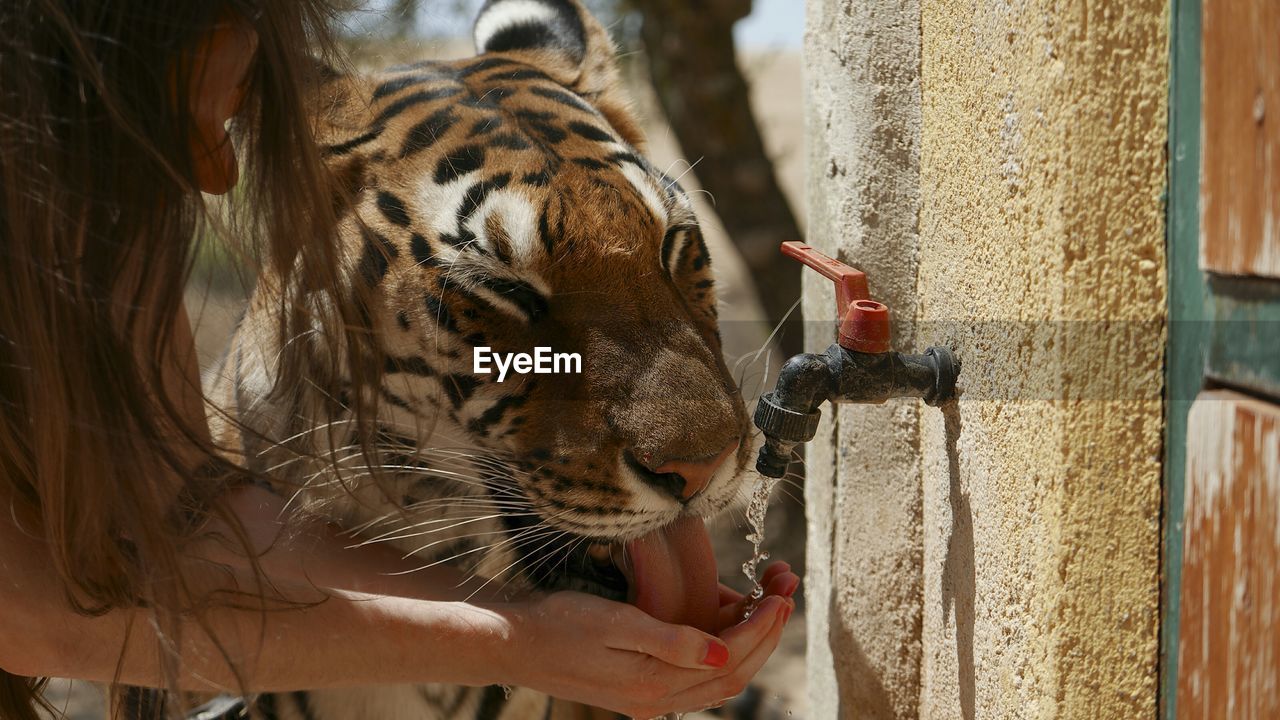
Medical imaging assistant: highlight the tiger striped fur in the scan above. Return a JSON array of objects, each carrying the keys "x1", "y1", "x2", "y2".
[{"x1": 205, "y1": 1, "x2": 757, "y2": 717}]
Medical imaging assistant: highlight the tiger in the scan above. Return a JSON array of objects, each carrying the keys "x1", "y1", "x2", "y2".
[{"x1": 204, "y1": 0, "x2": 761, "y2": 717}]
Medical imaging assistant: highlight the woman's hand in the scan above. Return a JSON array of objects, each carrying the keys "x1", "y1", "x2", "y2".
[{"x1": 490, "y1": 565, "x2": 799, "y2": 719}]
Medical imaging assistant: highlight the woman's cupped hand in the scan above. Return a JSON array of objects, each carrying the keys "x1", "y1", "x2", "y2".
[{"x1": 489, "y1": 561, "x2": 799, "y2": 719}]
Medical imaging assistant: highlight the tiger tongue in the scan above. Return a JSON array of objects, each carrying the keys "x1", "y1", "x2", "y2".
[{"x1": 626, "y1": 515, "x2": 719, "y2": 634}]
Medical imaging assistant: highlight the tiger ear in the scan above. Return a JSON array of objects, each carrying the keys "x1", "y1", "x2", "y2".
[{"x1": 473, "y1": 0, "x2": 647, "y2": 148}]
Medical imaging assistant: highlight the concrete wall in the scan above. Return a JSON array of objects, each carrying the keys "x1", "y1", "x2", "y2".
[
  {"x1": 804, "y1": 0, "x2": 924, "y2": 716},
  {"x1": 803, "y1": 1, "x2": 1168, "y2": 717}
]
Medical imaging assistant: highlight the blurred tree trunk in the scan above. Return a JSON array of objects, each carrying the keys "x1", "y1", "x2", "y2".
[{"x1": 628, "y1": 0, "x2": 803, "y2": 357}]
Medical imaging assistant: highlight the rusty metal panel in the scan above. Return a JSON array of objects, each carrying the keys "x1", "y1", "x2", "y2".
[
  {"x1": 1200, "y1": 0, "x2": 1280, "y2": 277},
  {"x1": 1178, "y1": 390, "x2": 1280, "y2": 718}
]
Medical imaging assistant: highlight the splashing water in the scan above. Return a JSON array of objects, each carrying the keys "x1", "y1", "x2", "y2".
[{"x1": 740, "y1": 474, "x2": 779, "y2": 619}]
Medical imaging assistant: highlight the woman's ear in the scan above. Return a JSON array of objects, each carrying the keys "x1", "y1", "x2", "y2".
[{"x1": 188, "y1": 20, "x2": 258, "y2": 195}]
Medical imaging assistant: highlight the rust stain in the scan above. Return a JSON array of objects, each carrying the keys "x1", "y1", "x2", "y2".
[
  {"x1": 1200, "y1": 0, "x2": 1280, "y2": 277},
  {"x1": 1179, "y1": 390, "x2": 1280, "y2": 718}
]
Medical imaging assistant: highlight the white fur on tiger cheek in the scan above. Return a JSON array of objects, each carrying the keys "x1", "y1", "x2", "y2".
[
  {"x1": 468, "y1": 190, "x2": 540, "y2": 266},
  {"x1": 474, "y1": 0, "x2": 562, "y2": 52},
  {"x1": 619, "y1": 161, "x2": 669, "y2": 228},
  {"x1": 420, "y1": 173, "x2": 478, "y2": 251}
]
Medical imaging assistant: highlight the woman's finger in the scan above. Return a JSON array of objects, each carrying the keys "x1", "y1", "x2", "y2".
[
  {"x1": 610, "y1": 604, "x2": 731, "y2": 670},
  {"x1": 760, "y1": 561, "x2": 792, "y2": 588},
  {"x1": 717, "y1": 570, "x2": 801, "y2": 631},
  {"x1": 719, "y1": 562, "x2": 794, "y2": 610},
  {"x1": 726, "y1": 562, "x2": 791, "y2": 598},
  {"x1": 718, "y1": 595, "x2": 788, "y2": 653},
  {"x1": 765, "y1": 570, "x2": 800, "y2": 599}
]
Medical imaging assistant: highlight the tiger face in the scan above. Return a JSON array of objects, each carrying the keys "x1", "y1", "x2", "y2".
[{"x1": 214, "y1": 0, "x2": 754, "y2": 656}]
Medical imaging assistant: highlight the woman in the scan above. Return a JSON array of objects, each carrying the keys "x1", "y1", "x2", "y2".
[{"x1": 0, "y1": 1, "x2": 798, "y2": 718}]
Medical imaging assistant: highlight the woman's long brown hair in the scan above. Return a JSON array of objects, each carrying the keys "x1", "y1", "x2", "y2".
[{"x1": 0, "y1": 1, "x2": 372, "y2": 717}]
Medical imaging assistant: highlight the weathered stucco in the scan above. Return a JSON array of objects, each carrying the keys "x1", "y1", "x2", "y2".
[
  {"x1": 804, "y1": 0, "x2": 924, "y2": 717},
  {"x1": 804, "y1": 0, "x2": 1167, "y2": 717}
]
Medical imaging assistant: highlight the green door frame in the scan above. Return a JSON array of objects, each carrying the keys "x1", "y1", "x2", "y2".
[
  {"x1": 1164, "y1": 0, "x2": 1280, "y2": 716},
  {"x1": 1161, "y1": 0, "x2": 1200, "y2": 714}
]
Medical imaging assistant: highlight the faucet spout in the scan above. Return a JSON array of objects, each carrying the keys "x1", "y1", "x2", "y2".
[
  {"x1": 751, "y1": 351, "x2": 835, "y2": 478},
  {"x1": 751, "y1": 242, "x2": 962, "y2": 478},
  {"x1": 753, "y1": 344, "x2": 960, "y2": 478}
]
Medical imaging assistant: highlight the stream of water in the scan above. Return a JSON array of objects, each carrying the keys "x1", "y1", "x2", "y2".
[{"x1": 739, "y1": 473, "x2": 779, "y2": 620}]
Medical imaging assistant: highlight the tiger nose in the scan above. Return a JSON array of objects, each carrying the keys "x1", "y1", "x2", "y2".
[{"x1": 651, "y1": 442, "x2": 739, "y2": 501}]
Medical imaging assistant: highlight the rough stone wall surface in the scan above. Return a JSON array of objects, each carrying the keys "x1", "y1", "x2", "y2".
[
  {"x1": 804, "y1": 1, "x2": 924, "y2": 718},
  {"x1": 916, "y1": 0, "x2": 1167, "y2": 716},
  {"x1": 805, "y1": 0, "x2": 1167, "y2": 717}
]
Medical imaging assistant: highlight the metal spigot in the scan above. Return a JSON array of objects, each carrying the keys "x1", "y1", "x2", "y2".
[{"x1": 753, "y1": 243, "x2": 961, "y2": 478}]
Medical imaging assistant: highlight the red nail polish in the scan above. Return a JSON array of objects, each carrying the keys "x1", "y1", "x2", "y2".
[{"x1": 702, "y1": 641, "x2": 729, "y2": 668}]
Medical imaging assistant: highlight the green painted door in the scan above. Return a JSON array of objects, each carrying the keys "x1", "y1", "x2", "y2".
[{"x1": 1166, "y1": 0, "x2": 1280, "y2": 717}]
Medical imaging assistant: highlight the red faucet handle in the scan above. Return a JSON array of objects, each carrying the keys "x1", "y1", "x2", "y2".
[
  {"x1": 780, "y1": 241, "x2": 891, "y2": 354},
  {"x1": 781, "y1": 242, "x2": 870, "y2": 310}
]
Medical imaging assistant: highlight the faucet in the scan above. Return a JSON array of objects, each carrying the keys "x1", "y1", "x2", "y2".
[{"x1": 752, "y1": 242, "x2": 961, "y2": 478}]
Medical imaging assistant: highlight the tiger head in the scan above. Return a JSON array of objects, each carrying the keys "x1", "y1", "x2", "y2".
[{"x1": 232, "y1": 0, "x2": 759, "y2": 633}]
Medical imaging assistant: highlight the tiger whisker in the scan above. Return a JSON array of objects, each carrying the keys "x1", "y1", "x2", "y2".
[
  {"x1": 350, "y1": 495, "x2": 536, "y2": 524},
  {"x1": 488, "y1": 541, "x2": 562, "y2": 598},
  {"x1": 394, "y1": 540, "x2": 516, "y2": 578},
  {"x1": 391, "y1": 512, "x2": 563, "y2": 568},
  {"x1": 490, "y1": 505, "x2": 590, "y2": 588},
  {"x1": 361, "y1": 515, "x2": 542, "y2": 546},
  {"x1": 464, "y1": 525, "x2": 574, "y2": 602},
  {"x1": 395, "y1": 525, "x2": 540, "y2": 557},
  {"x1": 259, "y1": 420, "x2": 361, "y2": 451},
  {"x1": 686, "y1": 187, "x2": 717, "y2": 207},
  {"x1": 399, "y1": 496, "x2": 532, "y2": 511},
  {"x1": 355, "y1": 504, "x2": 524, "y2": 532},
  {"x1": 390, "y1": 524, "x2": 560, "y2": 573},
  {"x1": 296, "y1": 456, "x2": 527, "y2": 498},
  {"x1": 492, "y1": 531, "x2": 586, "y2": 600},
  {"x1": 258, "y1": 441, "x2": 365, "y2": 474},
  {"x1": 353, "y1": 511, "x2": 539, "y2": 547},
  {"x1": 732, "y1": 296, "x2": 800, "y2": 388},
  {"x1": 542, "y1": 533, "x2": 594, "y2": 588},
  {"x1": 340, "y1": 463, "x2": 528, "y2": 497},
  {"x1": 663, "y1": 156, "x2": 704, "y2": 195},
  {"x1": 345, "y1": 503, "x2": 530, "y2": 537}
]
